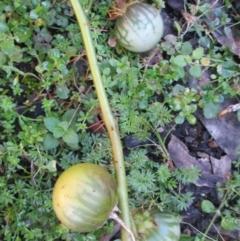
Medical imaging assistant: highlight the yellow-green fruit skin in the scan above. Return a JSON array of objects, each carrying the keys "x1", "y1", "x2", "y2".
[
  {"x1": 52, "y1": 163, "x2": 117, "y2": 232},
  {"x1": 115, "y1": 2, "x2": 164, "y2": 53}
]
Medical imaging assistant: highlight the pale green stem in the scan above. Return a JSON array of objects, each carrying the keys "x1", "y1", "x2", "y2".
[
  {"x1": 202, "y1": 190, "x2": 230, "y2": 241},
  {"x1": 69, "y1": 0, "x2": 134, "y2": 240}
]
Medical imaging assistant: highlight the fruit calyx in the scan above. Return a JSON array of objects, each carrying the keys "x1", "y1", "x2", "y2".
[{"x1": 108, "y1": 0, "x2": 139, "y2": 20}]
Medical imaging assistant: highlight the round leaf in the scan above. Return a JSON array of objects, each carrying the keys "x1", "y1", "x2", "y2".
[
  {"x1": 10, "y1": 46, "x2": 23, "y2": 63},
  {"x1": 1, "y1": 38, "x2": 14, "y2": 55},
  {"x1": 203, "y1": 102, "x2": 221, "y2": 119},
  {"x1": 62, "y1": 128, "x2": 79, "y2": 148},
  {"x1": 201, "y1": 200, "x2": 215, "y2": 213},
  {"x1": 14, "y1": 27, "x2": 32, "y2": 43},
  {"x1": 192, "y1": 47, "x2": 204, "y2": 60},
  {"x1": 186, "y1": 114, "x2": 196, "y2": 125},
  {"x1": 43, "y1": 133, "x2": 60, "y2": 150},
  {"x1": 0, "y1": 22, "x2": 9, "y2": 32},
  {"x1": 221, "y1": 217, "x2": 236, "y2": 231},
  {"x1": 56, "y1": 84, "x2": 69, "y2": 99},
  {"x1": 0, "y1": 52, "x2": 7, "y2": 66},
  {"x1": 48, "y1": 48, "x2": 61, "y2": 60},
  {"x1": 44, "y1": 117, "x2": 60, "y2": 132},
  {"x1": 172, "y1": 55, "x2": 187, "y2": 67},
  {"x1": 175, "y1": 115, "x2": 185, "y2": 124},
  {"x1": 181, "y1": 42, "x2": 193, "y2": 55},
  {"x1": 53, "y1": 121, "x2": 69, "y2": 138},
  {"x1": 189, "y1": 65, "x2": 202, "y2": 78}
]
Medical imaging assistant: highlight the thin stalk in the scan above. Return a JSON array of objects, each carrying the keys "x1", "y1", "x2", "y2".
[
  {"x1": 143, "y1": 118, "x2": 170, "y2": 160},
  {"x1": 69, "y1": 1, "x2": 134, "y2": 240},
  {"x1": 202, "y1": 190, "x2": 230, "y2": 241}
]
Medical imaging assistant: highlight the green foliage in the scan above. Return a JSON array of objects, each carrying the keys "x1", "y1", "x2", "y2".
[
  {"x1": 0, "y1": 0, "x2": 239, "y2": 240},
  {"x1": 201, "y1": 200, "x2": 216, "y2": 213},
  {"x1": 166, "y1": 84, "x2": 199, "y2": 124},
  {"x1": 126, "y1": 153, "x2": 200, "y2": 211},
  {"x1": 174, "y1": 166, "x2": 201, "y2": 184}
]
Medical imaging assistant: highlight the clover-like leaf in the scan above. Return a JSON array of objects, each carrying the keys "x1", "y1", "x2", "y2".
[
  {"x1": 44, "y1": 117, "x2": 60, "y2": 132},
  {"x1": 43, "y1": 133, "x2": 60, "y2": 150},
  {"x1": 221, "y1": 217, "x2": 236, "y2": 231},
  {"x1": 192, "y1": 47, "x2": 204, "y2": 60},
  {"x1": 203, "y1": 101, "x2": 221, "y2": 119},
  {"x1": 181, "y1": 42, "x2": 193, "y2": 55},
  {"x1": 172, "y1": 55, "x2": 187, "y2": 67},
  {"x1": 53, "y1": 121, "x2": 69, "y2": 138},
  {"x1": 63, "y1": 128, "x2": 79, "y2": 149},
  {"x1": 14, "y1": 27, "x2": 32, "y2": 43},
  {"x1": 56, "y1": 84, "x2": 69, "y2": 99},
  {"x1": 201, "y1": 200, "x2": 215, "y2": 213},
  {"x1": 1, "y1": 38, "x2": 14, "y2": 55},
  {"x1": 189, "y1": 65, "x2": 202, "y2": 78}
]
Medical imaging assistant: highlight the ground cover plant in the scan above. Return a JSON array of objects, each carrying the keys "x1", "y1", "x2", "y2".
[{"x1": 0, "y1": 0, "x2": 240, "y2": 240}]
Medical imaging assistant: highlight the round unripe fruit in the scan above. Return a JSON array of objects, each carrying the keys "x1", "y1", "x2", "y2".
[
  {"x1": 115, "y1": 2, "x2": 164, "y2": 53},
  {"x1": 52, "y1": 163, "x2": 117, "y2": 232}
]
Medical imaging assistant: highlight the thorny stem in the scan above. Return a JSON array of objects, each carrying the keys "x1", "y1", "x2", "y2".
[{"x1": 69, "y1": 1, "x2": 135, "y2": 240}]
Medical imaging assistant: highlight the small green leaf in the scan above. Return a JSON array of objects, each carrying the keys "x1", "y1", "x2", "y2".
[
  {"x1": 221, "y1": 217, "x2": 235, "y2": 231},
  {"x1": 174, "y1": 21, "x2": 181, "y2": 36},
  {"x1": 199, "y1": 36, "x2": 211, "y2": 48},
  {"x1": 172, "y1": 84, "x2": 185, "y2": 95},
  {"x1": 172, "y1": 55, "x2": 187, "y2": 67},
  {"x1": 65, "y1": 46, "x2": 77, "y2": 57},
  {"x1": 203, "y1": 101, "x2": 221, "y2": 119},
  {"x1": 189, "y1": 65, "x2": 202, "y2": 78},
  {"x1": 62, "y1": 109, "x2": 77, "y2": 128},
  {"x1": 35, "y1": 64, "x2": 44, "y2": 73},
  {"x1": 56, "y1": 84, "x2": 69, "y2": 99},
  {"x1": 175, "y1": 115, "x2": 185, "y2": 124},
  {"x1": 14, "y1": 27, "x2": 32, "y2": 43},
  {"x1": 48, "y1": 48, "x2": 61, "y2": 60},
  {"x1": 1, "y1": 38, "x2": 14, "y2": 55},
  {"x1": 29, "y1": 9, "x2": 39, "y2": 19},
  {"x1": 63, "y1": 128, "x2": 79, "y2": 148},
  {"x1": 185, "y1": 55, "x2": 192, "y2": 64},
  {"x1": 53, "y1": 121, "x2": 68, "y2": 138},
  {"x1": 178, "y1": 234, "x2": 193, "y2": 241},
  {"x1": 42, "y1": 61, "x2": 54, "y2": 71},
  {"x1": 10, "y1": 46, "x2": 23, "y2": 63},
  {"x1": 192, "y1": 47, "x2": 204, "y2": 59},
  {"x1": 201, "y1": 200, "x2": 215, "y2": 213},
  {"x1": 103, "y1": 67, "x2": 111, "y2": 75},
  {"x1": 0, "y1": 52, "x2": 7, "y2": 66},
  {"x1": 198, "y1": 3, "x2": 211, "y2": 13},
  {"x1": 186, "y1": 114, "x2": 196, "y2": 125},
  {"x1": 224, "y1": 26, "x2": 231, "y2": 36},
  {"x1": 212, "y1": 94, "x2": 224, "y2": 103},
  {"x1": 181, "y1": 42, "x2": 193, "y2": 55},
  {"x1": 43, "y1": 133, "x2": 59, "y2": 150},
  {"x1": 0, "y1": 22, "x2": 9, "y2": 32},
  {"x1": 44, "y1": 117, "x2": 60, "y2": 132},
  {"x1": 57, "y1": 121, "x2": 69, "y2": 132},
  {"x1": 0, "y1": 32, "x2": 6, "y2": 41}
]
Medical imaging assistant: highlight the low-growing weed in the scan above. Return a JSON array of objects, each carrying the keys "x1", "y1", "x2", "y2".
[{"x1": 0, "y1": 0, "x2": 239, "y2": 240}]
